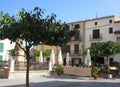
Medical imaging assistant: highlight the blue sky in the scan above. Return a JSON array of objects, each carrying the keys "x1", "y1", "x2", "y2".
[{"x1": 0, "y1": 0, "x2": 120, "y2": 23}]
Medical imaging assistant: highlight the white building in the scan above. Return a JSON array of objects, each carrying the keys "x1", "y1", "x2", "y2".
[
  {"x1": 0, "y1": 39, "x2": 15, "y2": 61},
  {"x1": 84, "y1": 15, "x2": 120, "y2": 64}
]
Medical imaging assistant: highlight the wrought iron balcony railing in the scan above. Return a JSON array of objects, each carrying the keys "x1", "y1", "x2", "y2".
[{"x1": 89, "y1": 34, "x2": 102, "y2": 41}]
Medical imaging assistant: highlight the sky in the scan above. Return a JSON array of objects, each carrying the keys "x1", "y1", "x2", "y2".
[{"x1": 0, "y1": 0, "x2": 120, "y2": 23}]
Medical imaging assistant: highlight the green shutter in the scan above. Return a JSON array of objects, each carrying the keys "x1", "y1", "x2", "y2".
[
  {"x1": 0, "y1": 55, "x2": 2, "y2": 61},
  {"x1": 0, "y1": 43, "x2": 4, "y2": 52}
]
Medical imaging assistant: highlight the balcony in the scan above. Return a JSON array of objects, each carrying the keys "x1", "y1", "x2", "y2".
[
  {"x1": 89, "y1": 34, "x2": 102, "y2": 41},
  {"x1": 114, "y1": 30, "x2": 120, "y2": 34},
  {"x1": 117, "y1": 37, "x2": 120, "y2": 43},
  {"x1": 62, "y1": 50, "x2": 82, "y2": 55},
  {"x1": 71, "y1": 37, "x2": 81, "y2": 42}
]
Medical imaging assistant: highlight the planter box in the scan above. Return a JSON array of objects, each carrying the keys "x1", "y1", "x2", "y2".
[{"x1": 63, "y1": 66, "x2": 91, "y2": 76}]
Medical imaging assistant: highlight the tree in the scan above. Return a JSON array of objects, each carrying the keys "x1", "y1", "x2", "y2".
[
  {"x1": 101, "y1": 41, "x2": 120, "y2": 68},
  {"x1": 43, "y1": 50, "x2": 51, "y2": 57},
  {"x1": 90, "y1": 43, "x2": 103, "y2": 66},
  {"x1": 33, "y1": 50, "x2": 40, "y2": 57},
  {"x1": 90, "y1": 41, "x2": 120, "y2": 69},
  {"x1": 8, "y1": 49, "x2": 15, "y2": 56},
  {"x1": 0, "y1": 7, "x2": 76, "y2": 87},
  {"x1": 0, "y1": 7, "x2": 75, "y2": 87},
  {"x1": 33, "y1": 50, "x2": 51, "y2": 62}
]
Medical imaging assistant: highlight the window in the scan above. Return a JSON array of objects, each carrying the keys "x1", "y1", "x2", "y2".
[
  {"x1": 61, "y1": 45, "x2": 70, "y2": 54},
  {"x1": 93, "y1": 29, "x2": 100, "y2": 39},
  {"x1": 94, "y1": 22, "x2": 97, "y2": 25},
  {"x1": 117, "y1": 37, "x2": 120, "y2": 43},
  {"x1": 0, "y1": 55, "x2": 2, "y2": 61},
  {"x1": 74, "y1": 44, "x2": 79, "y2": 54},
  {"x1": 74, "y1": 31, "x2": 80, "y2": 41},
  {"x1": 74, "y1": 24, "x2": 80, "y2": 29},
  {"x1": 0, "y1": 43, "x2": 4, "y2": 52},
  {"x1": 109, "y1": 27, "x2": 113, "y2": 34},
  {"x1": 109, "y1": 20, "x2": 112, "y2": 23}
]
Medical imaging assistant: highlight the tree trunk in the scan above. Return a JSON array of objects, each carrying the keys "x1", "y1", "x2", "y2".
[
  {"x1": 107, "y1": 57, "x2": 110, "y2": 73},
  {"x1": 26, "y1": 58, "x2": 30, "y2": 87},
  {"x1": 26, "y1": 48, "x2": 30, "y2": 87},
  {"x1": 83, "y1": 55, "x2": 85, "y2": 65},
  {"x1": 93, "y1": 57, "x2": 96, "y2": 66}
]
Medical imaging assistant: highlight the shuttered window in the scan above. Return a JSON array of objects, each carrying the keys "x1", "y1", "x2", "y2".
[
  {"x1": 0, "y1": 43, "x2": 4, "y2": 52},
  {"x1": 0, "y1": 55, "x2": 2, "y2": 61}
]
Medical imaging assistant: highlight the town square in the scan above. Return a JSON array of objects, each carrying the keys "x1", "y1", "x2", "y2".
[{"x1": 0, "y1": 0, "x2": 120, "y2": 87}]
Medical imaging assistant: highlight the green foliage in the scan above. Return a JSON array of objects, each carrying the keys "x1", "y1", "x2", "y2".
[
  {"x1": 91, "y1": 66, "x2": 100, "y2": 75},
  {"x1": 33, "y1": 50, "x2": 51, "y2": 57},
  {"x1": 8, "y1": 49, "x2": 15, "y2": 56},
  {"x1": 90, "y1": 42, "x2": 103, "y2": 57},
  {"x1": 55, "y1": 65, "x2": 64, "y2": 72},
  {"x1": 90, "y1": 41, "x2": 120, "y2": 58},
  {"x1": 33, "y1": 50, "x2": 40, "y2": 57},
  {"x1": 0, "y1": 7, "x2": 76, "y2": 87},
  {"x1": 43, "y1": 50, "x2": 51, "y2": 57},
  {"x1": 0, "y1": 7, "x2": 76, "y2": 47}
]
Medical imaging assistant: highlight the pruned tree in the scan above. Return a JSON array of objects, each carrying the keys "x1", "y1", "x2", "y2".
[
  {"x1": 90, "y1": 41, "x2": 120, "y2": 70},
  {"x1": 101, "y1": 41, "x2": 120, "y2": 68},
  {"x1": 90, "y1": 42, "x2": 103, "y2": 66},
  {"x1": 0, "y1": 7, "x2": 76, "y2": 87}
]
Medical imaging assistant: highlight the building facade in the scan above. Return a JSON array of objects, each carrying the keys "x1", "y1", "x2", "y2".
[
  {"x1": 84, "y1": 15, "x2": 120, "y2": 47},
  {"x1": 61, "y1": 15, "x2": 120, "y2": 66},
  {"x1": 84, "y1": 16, "x2": 120, "y2": 65},
  {"x1": 35, "y1": 15, "x2": 120, "y2": 66},
  {"x1": 61, "y1": 21, "x2": 85, "y2": 66},
  {"x1": 0, "y1": 39, "x2": 15, "y2": 61}
]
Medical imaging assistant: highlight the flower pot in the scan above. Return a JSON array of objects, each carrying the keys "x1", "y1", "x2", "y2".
[
  {"x1": 93, "y1": 74, "x2": 98, "y2": 80},
  {"x1": 57, "y1": 71, "x2": 62, "y2": 76}
]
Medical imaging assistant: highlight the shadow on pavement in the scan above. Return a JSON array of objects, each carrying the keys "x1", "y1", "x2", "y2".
[{"x1": 2, "y1": 80, "x2": 120, "y2": 87}]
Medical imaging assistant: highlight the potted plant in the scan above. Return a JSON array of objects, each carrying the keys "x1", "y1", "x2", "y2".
[
  {"x1": 91, "y1": 66, "x2": 100, "y2": 79},
  {"x1": 55, "y1": 65, "x2": 63, "y2": 76}
]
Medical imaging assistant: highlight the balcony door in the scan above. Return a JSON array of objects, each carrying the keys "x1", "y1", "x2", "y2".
[{"x1": 93, "y1": 29, "x2": 100, "y2": 39}]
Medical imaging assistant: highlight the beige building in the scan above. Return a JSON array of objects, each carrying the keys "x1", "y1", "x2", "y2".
[
  {"x1": 35, "y1": 15, "x2": 120, "y2": 66},
  {"x1": 62, "y1": 15, "x2": 120, "y2": 66},
  {"x1": 61, "y1": 21, "x2": 85, "y2": 66}
]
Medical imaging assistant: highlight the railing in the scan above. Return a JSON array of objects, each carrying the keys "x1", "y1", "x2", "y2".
[
  {"x1": 71, "y1": 37, "x2": 81, "y2": 41},
  {"x1": 89, "y1": 34, "x2": 102, "y2": 41},
  {"x1": 62, "y1": 50, "x2": 82, "y2": 55},
  {"x1": 0, "y1": 61, "x2": 49, "y2": 71},
  {"x1": 15, "y1": 62, "x2": 49, "y2": 71}
]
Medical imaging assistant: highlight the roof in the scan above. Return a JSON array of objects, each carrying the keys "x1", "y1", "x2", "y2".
[{"x1": 67, "y1": 15, "x2": 117, "y2": 24}]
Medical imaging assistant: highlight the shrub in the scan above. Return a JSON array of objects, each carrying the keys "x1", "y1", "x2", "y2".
[
  {"x1": 55, "y1": 65, "x2": 63, "y2": 72},
  {"x1": 91, "y1": 66, "x2": 100, "y2": 75}
]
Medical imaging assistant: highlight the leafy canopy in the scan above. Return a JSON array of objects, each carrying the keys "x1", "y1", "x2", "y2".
[
  {"x1": 0, "y1": 7, "x2": 76, "y2": 48},
  {"x1": 0, "y1": 7, "x2": 76, "y2": 87},
  {"x1": 90, "y1": 41, "x2": 120, "y2": 58}
]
